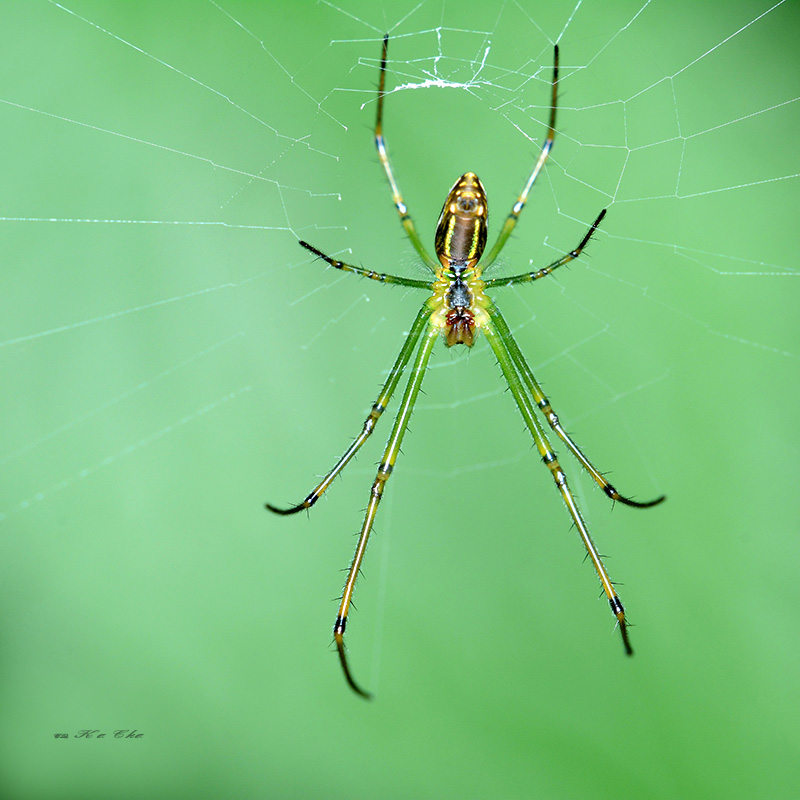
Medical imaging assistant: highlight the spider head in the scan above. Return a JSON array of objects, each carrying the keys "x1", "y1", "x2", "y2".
[{"x1": 434, "y1": 172, "x2": 488, "y2": 269}]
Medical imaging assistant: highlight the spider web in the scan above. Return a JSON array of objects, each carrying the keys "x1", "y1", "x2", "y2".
[{"x1": 0, "y1": 1, "x2": 797, "y2": 792}]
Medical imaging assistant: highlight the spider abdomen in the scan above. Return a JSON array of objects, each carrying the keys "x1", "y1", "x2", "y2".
[{"x1": 434, "y1": 172, "x2": 488, "y2": 268}]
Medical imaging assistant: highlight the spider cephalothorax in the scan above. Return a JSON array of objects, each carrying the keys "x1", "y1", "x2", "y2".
[{"x1": 270, "y1": 36, "x2": 664, "y2": 699}]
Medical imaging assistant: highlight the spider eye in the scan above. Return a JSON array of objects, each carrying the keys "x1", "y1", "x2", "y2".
[{"x1": 457, "y1": 196, "x2": 476, "y2": 212}]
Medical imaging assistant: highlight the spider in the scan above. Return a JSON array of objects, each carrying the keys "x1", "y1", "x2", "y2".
[{"x1": 268, "y1": 36, "x2": 665, "y2": 698}]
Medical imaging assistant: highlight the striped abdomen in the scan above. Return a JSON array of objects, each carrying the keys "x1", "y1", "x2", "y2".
[{"x1": 434, "y1": 172, "x2": 488, "y2": 268}]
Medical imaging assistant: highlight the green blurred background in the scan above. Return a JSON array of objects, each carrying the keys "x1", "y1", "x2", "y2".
[{"x1": 1, "y1": 1, "x2": 798, "y2": 797}]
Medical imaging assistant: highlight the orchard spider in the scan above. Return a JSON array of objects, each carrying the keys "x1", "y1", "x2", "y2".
[{"x1": 268, "y1": 37, "x2": 664, "y2": 698}]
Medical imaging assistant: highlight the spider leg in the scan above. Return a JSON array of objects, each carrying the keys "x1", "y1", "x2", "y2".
[
  {"x1": 299, "y1": 241, "x2": 432, "y2": 290},
  {"x1": 375, "y1": 35, "x2": 439, "y2": 273},
  {"x1": 335, "y1": 323, "x2": 438, "y2": 698},
  {"x1": 482, "y1": 315, "x2": 634, "y2": 655},
  {"x1": 481, "y1": 44, "x2": 559, "y2": 270},
  {"x1": 266, "y1": 305, "x2": 431, "y2": 515},
  {"x1": 484, "y1": 208, "x2": 606, "y2": 288},
  {"x1": 486, "y1": 300, "x2": 665, "y2": 508}
]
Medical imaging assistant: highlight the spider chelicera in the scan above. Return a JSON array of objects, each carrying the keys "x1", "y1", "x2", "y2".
[{"x1": 268, "y1": 36, "x2": 665, "y2": 698}]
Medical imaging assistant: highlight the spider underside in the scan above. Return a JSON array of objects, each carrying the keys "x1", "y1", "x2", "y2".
[{"x1": 268, "y1": 37, "x2": 665, "y2": 698}]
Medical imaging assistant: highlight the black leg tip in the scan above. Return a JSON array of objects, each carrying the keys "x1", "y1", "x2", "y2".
[
  {"x1": 620, "y1": 623, "x2": 634, "y2": 656},
  {"x1": 624, "y1": 641, "x2": 634, "y2": 656},
  {"x1": 265, "y1": 501, "x2": 307, "y2": 516},
  {"x1": 605, "y1": 485, "x2": 666, "y2": 509},
  {"x1": 335, "y1": 636, "x2": 372, "y2": 699},
  {"x1": 622, "y1": 493, "x2": 666, "y2": 509}
]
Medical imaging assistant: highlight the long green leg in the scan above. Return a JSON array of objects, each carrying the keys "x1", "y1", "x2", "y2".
[
  {"x1": 481, "y1": 45, "x2": 559, "y2": 271},
  {"x1": 375, "y1": 35, "x2": 439, "y2": 273},
  {"x1": 334, "y1": 323, "x2": 438, "y2": 698},
  {"x1": 484, "y1": 208, "x2": 606, "y2": 288},
  {"x1": 266, "y1": 305, "x2": 431, "y2": 515},
  {"x1": 486, "y1": 300, "x2": 665, "y2": 508},
  {"x1": 299, "y1": 241, "x2": 432, "y2": 290},
  {"x1": 482, "y1": 316, "x2": 634, "y2": 655}
]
